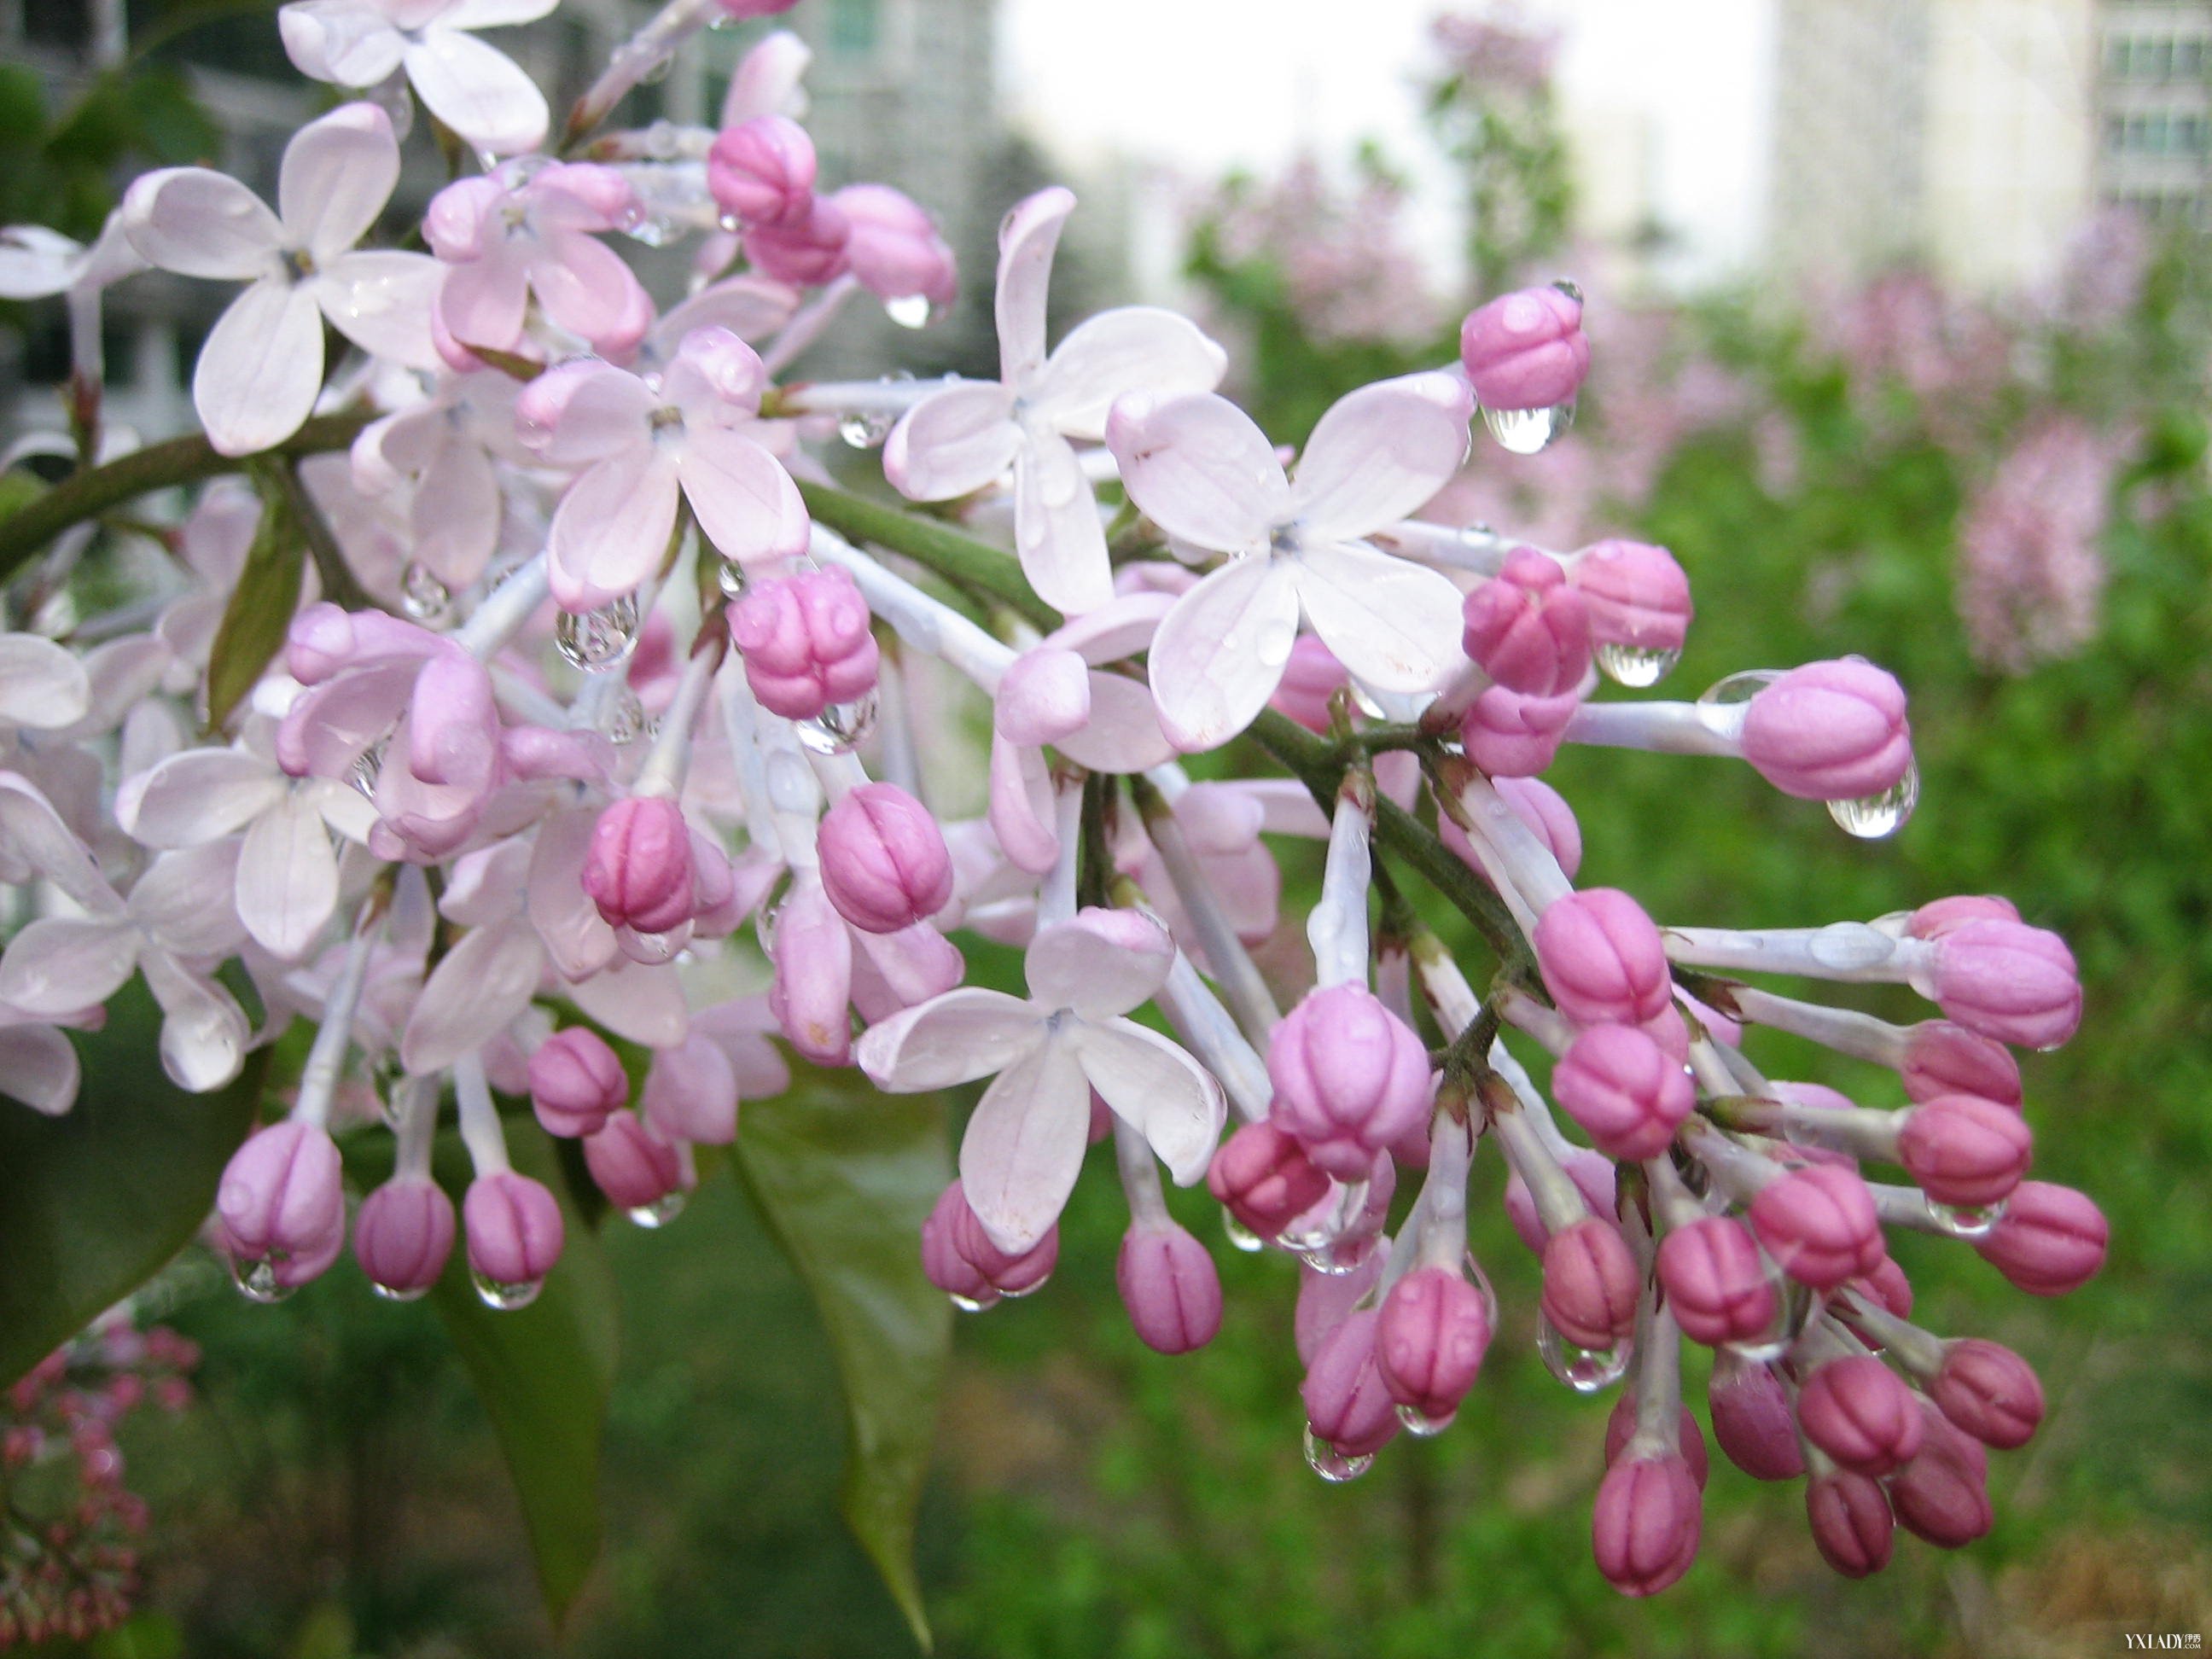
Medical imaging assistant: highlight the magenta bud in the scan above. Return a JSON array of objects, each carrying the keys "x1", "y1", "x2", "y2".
[
  {"x1": 1460, "y1": 547, "x2": 1592, "y2": 697},
  {"x1": 1269, "y1": 635, "x2": 1349, "y2": 732},
  {"x1": 1707, "y1": 1353, "x2": 1805, "y2": 1481},
  {"x1": 1932, "y1": 1338, "x2": 2043, "y2": 1450},
  {"x1": 1540, "y1": 1218, "x2": 1640, "y2": 1350},
  {"x1": 1115, "y1": 1221, "x2": 1222, "y2": 1354},
  {"x1": 641, "y1": 1033, "x2": 740, "y2": 1145},
  {"x1": 950, "y1": 1190, "x2": 1058, "y2": 1296},
  {"x1": 817, "y1": 783, "x2": 953, "y2": 935},
  {"x1": 1534, "y1": 888, "x2": 1672, "y2": 1027},
  {"x1": 830, "y1": 183, "x2": 958, "y2": 309},
  {"x1": 527, "y1": 1027, "x2": 628, "y2": 1138},
  {"x1": 707, "y1": 114, "x2": 817, "y2": 227},
  {"x1": 1901, "y1": 1021, "x2": 2023, "y2": 1106},
  {"x1": 1569, "y1": 539, "x2": 1691, "y2": 653},
  {"x1": 1301, "y1": 1308, "x2": 1400, "y2": 1459},
  {"x1": 1897, "y1": 1094, "x2": 2032, "y2": 1209},
  {"x1": 920, "y1": 1182, "x2": 995, "y2": 1305},
  {"x1": 1748, "y1": 1163, "x2": 1885, "y2": 1290},
  {"x1": 1806, "y1": 1470, "x2": 1895, "y2": 1579},
  {"x1": 585, "y1": 796, "x2": 697, "y2": 934},
  {"x1": 1854, "y1": 1254, "x2": 1916, "y2": 1318},
  {"x1": 1553, "y1": 1023, "x2": 1693, "y2": 1161},
  {"x1": 1459, "y1": 285, "x2": 1589, "y2": 410},
  {"x1": 463, "y1": 1171, "x2": 565, "y2": 1289},
  {"x1": 1603, "y1": 1398, "x2": 1709, "y2": 1488},
  {"x1": 1907, "y1": 894, "x2": 2020, "y2": 939},
  {"x1": 728, "y1": 566, "x2": 879, "y2": 722},
  {"x1": 1796, "y1": 1355, "x2": 1923, "y2": 1476},
  {"x1": 1929, "y1": 919, "x2": 2082, "y2": 1051},
  {"x1": 1972, "y1": 1180, "x2": 2107, "y2": 1295},
  {"x1": 1375, "y1": 1267, "x2": 1492, "y2": 1420},
  {"x1": 582, "y1": 1114, "x2": 686, "y2": 1212},
  {"x1": 1889, "y1": 1405, "x2": 1994, "y2": 1548},
  {"x1": 218, "y1": 1121, "x2": 345, "y2": 1289},
  {"x1": 1505, "y1": 1150, "x2": 1616, "y2": 1256},
  {"x1": 351, "y1": 1177, "x2": 456, "y2": 1297},
  {"x1": 1591, "y1": 1452, "x2": 1702, "y2": 1598},
  {"x1": 1295, "y1": 1247, "x2": 1386, "y2": 1365},
  {"x1": 1459, "y1": 683, "x2": 1578, "y2": 777},
  {"x1": 1265, "y1": 985, "x2": 1434, "y2": 1179},
  {"x1": 1739, "y1": 659, "x2": 1912, "y2": 802},
  {"x1": 743, "y1": 194, "x2": 851, "y2": 286},
  {"x1": 1656, "y1": 1215, "x2": 1776, "y2": 1347},
  {"x1": 1207, "y1": 1121, "x2": 1331, "y2": 1241}
]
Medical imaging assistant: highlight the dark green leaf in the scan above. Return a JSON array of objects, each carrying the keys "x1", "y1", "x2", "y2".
[
  {"x1": 731, "y1": 1065, "x2": 952, "y2": 1650},
  {"x1": 204, "y1": 463, "x2": 299, "y2": 729},
  {"x1": 0, "y1": 975, "x2": 268, "y2": 1387}
]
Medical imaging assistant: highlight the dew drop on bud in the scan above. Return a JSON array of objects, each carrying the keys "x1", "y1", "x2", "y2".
[
  {"x1": 949, "y1": 1291, "x2": 999, "y2": 1313},
  {"x1": 716, "y1": 558, "x2": 748, "y2": 599},
  {"x1": 602, "y1": 688, "x2": 648, "y2": 746},
  {"x1": 626, "y1": 1190, "x2": 688, "y2": 1230},
  {"x1": 884, "y1": 293, "x2": 932, "y2": 329},
  {"x1": 471, "y1": 1271, "x2": 544, "y2": 1311},
  {"x1": 1536, "y1": 1317, "x2": 1632, "y2": 1392},
  {"x1": 795, "y1": 690, "x2": 879, "y2": 754},
  {"x1": 838, "y1": 409, "x2": 894, "y2": 449},
  {"x1": 400, "y1": 562, "x2": 451, "y2": 624},
  {"x1": 370, "y1": 1279, "x2": 431, "y2": 1304},
  {"x1": 1302, "y1": 1425, "x2": 1375, "y2": 1482},
  {"x1": 1697, "y1": 668, "x2": 1786, "y2": 705},
  {"x1": 1826, "y1": 759, "x2": 1919, "y2": 841},
  {"x1": 228, "y1": 1256, "x2": 293, "y2": 1305},
  {"x1": 1593, "y1": 641, "x2": 1682, "y2": 689},
  {"x1": 1551, "y1": 276, "x2": 1585, "y2": 303},
  {"x1": 556, "y1": 594, "x2": 642, "y2": 670},
  {"x1": 1929, "y1": 1196, "x2": 2006, "y2": 1239},
  {"x1": 348, "y1": 736, "x2": 389, "y2": 800},
  {"x1": 1221, "y1": 1212, "x2": 1266, "y2": 1253},
  {"x1": 1397, "y1": 1403, "x2": 1457, "y2": 1437},
  {"x1": 1481, "y1": 401, "x2": 1574, "y2": 455}
]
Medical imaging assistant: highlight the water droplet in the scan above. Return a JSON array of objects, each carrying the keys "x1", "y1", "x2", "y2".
[
  {"x1": 795, "y1": 690, "x2": 878, "y2": 754},
  {"x1": 998, "y1": 1273, "x2": 1050, "y2": 1301},
  {"x1": 717, "y1": 211, "x2": 742, "y2": 234},
  {"x1": 838, "y1": 408, "x2": 894, "y2": 449},
  {"x1": 602, "y1": 688, "x2": 648, "y2": 746},
  {"x1": 348, "y1": 736, "x2": 389, "y2": 799},
  {"x1": 1826, "y1": 759, "x2": 1919, "y2": 840},
  {"x1": 617, "y1": 923, "x2": 689, "y2": 963},
  {"x1": 556, "y1": 594, "x2": 642, "y2": 670},
  {"x1": 1536, "y1": 1318, "x2": 1631, "y2": 1392},
  {"x1": 1551, "y1": 276, "x2": 1585, "y2": 303},
  {"x1": 1301, "y1": 1231, "x2": 1384, "y2": 1278},
  {"x1": 1222, "y1": 1212, "x2": 1266, "y2": 1253},
  {"x1": 1929, "y1": 1195, "x2": 2006, "y2": 1239},
  {"x1": 754, "y1": 899, "x2": 784, "y2": 957},
  {"x1": 1723, "y1": 1278, "x2": 1813, "y2": 1363},
  {"x1": 884, "y1": 293, "x2": 932, "y2": 329},
  {"x1": 716, "y1": 558, "x2": 749, "y2": 598},
  {"x1": 1348, "y1": 683, "x2": 1388, "y2": 719},
  {"x1": 1594, "y1": 641, "x2": 1682, "y2": 688},
  {"x1": 1396, "y1": 1403, "x2": 1456, "y2": 1437},
  {"x1": 627, "y1": 1190, "x2": 689, "y2": 1229},
  {"x1": 228, "y1": 1255, "x2": 293, "y2": 1305},
  {"x1": 370, "y1": 1280, "x2": 431, "y2": 1303},
  {"x1": 1697, "y1": 668, "x2": 1786, "y2": 705},
  {"x1": 949, "y1": 1290, "x2": 999, "y2": 1313},
  {"x1": 625, "y1": 212, "x2": 678, "y2": 247},
  {"x1": 400, "y1": 562, "x2": 451, "y2": 624},
  {"x1": 471, "y1": 1271, "x2": 543, "y2": 1311},
  {"x1": 1303, "y1": 1425, "x2": 1375, "y2": 1482},
  {"x1": 1481, "y1": 401, "x2": 1574, "y2": 455}
]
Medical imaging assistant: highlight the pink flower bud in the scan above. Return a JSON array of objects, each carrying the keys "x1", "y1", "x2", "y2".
[
  {"x1": 582, "y1": 1114, "x2": 685, "y2": 1212},
  {"x1": 1901, "y1": 1021, "x2": 2022, "y2": 1106},
  {"x1": 217, "y1": 1121, "x2": 345, "y2": 1289},
  {"x1": 1301, "y1": 1308, "x2": 1400, "y2": 1459},
  {"x1": 1929, "y1": 919, "x2": 2082, "y2": 1051},
  {"x1": 1656, "y1": 1215, "x2": 1776, "y2": 1347},
  {"x1": 1932, "y1": 1338, "x2": 2043, "y2": 1449},
  {"x1": 1461, "y1": 547, "x2": 1593, "y2": 696},
  {"x1": 830, "y1": 183, "x2": 958, "y2": 309},
  {"x1": 920, "y1": 1182, "x2": 994, "y2": 1304},
  {"x1": 1553, "y1": 1023, "x2": 1693, "y2": 1161},
  {"x1": 1442, "y1": 773, "x2": 1585, "y2": 888},
  {"x1": 950, "y1": 1191, "x2": 1058, "y2": 1296},
  {"x1": 1971, "y1": 1179, "x2": 2106, "y2": 1295},
  {"x1": 1806, "y1": 1470, "x2": 1894, "y2": 1579},
  {"x1": 1116, "y1": 1221, "x2": 1222, "y2": 1354},
  {"x1": 1569, "y1": 540, "x2": 1691, "y2": 653},
  {"x1": 1541, "y1": 1218, "x2": 1639, "y2": 1349},
  {"x1": 1907, "y1": 894, "x2": 2020, "y2": 939},
  {"x1": 729, "y1": 567, "x2": 879, "y2": 722},
  {"x1": 1295, "y1": 1245, "x2": 1385, "y2": 1365},
  {"x1": 1208, "y1": 1121, "x2": 1332, "y2": 1241},
  {"x1": 527, "y1": 1027, "x2": 628, "y2": 1138},
  {"x1": 463, "y1": 1171, "x2": 565, "y2": 1288},
  {"x1": 1375, "y1": 1267, "x2": 1492, "y2": 1420},
  {"x1": 1459, "y1": 683, "x2": 1577, "y2": 776},
  {"x1": 1459, "y1": 286, "x2": 1589, "y2": 410},
  {"x1": 1749, "y1": 1163, "x2": 1884, "y2": 1289},
  {"x1": 1739, "y1": 659, "x2": 1912, "y2": 801},
  {"x1": 1854, "y1": 1254, "x2": 1916, "y2": 1318},
  {"x1": 1591, "y1": 1452, "x2": 1702, "y2": 1598},
  {"x1": 1889, "y1": 1406, "x2": 1993, "y2": 1548},
  {"x1": 1505, "y1": 1149, "x2": 1616, "y2": 1255},
  {"x1": 1269, "y1": 635, "x2": 1349, "y2": 732},
  {"x1": 1796, "y1": 1355, "x2": 1923, "y2": 1476},
  {"x1": 817, "y1": 783, "x2": 953, "y2": 935},
  {"x1": 768, "y1": 872, "x2": 854, "y2": 1067},
  {"x1": 352, "y1": 1177, "x2": 456, "y2": 1297},
  {"x1": 1266, "y1": 986, "x2": 1434, "y2": 1179},
  {"x1": 538, "y1": 160, "x2": 637, "y2": 228},
  {"x1": 713, "y1": 0, "x2": 800, "y2": 15},
  {"x1": 642, "y1": 1033, "x2": 739, "y2": 1145},
  {"x1": 1897, "y1": 1094, "x2": 2032, "y2": 1209},
  {"x1": 707, "y1": 114, "x2": 817, "y2": 227},
  {"x1": 585, "y1": 796, "x2": 697, "y2": 935},
  {"x1": 744, "y1": 195, "x2": 851, "y2": 287},
  {"x1": 1707, "y1": 1353, "x2": 1805, "y2": 1481},
  {"x1": 1604, "y1": 1398, "x2": 1709, "y2": 1487},
  {"x1": 1534, "y1": 888, "x2": 1671, "y2": 1027}
]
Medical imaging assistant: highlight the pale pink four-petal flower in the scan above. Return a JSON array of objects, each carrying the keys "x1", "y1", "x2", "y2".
[{"x1": 279, "y1": 0, "x2": 555, "y2": 156}]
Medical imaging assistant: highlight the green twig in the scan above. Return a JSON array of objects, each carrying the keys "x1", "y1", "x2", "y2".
[{"x1": 795, "y1": 480, "x2": 1057, "y2": 632}]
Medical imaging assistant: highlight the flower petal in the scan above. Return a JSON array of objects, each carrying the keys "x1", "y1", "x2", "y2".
[
  {"x1": 0, "y1": 773, "x2": 121, "y2": 911},
  {"x1": 236, "y1": 792, "x2": 341, "y2": 958},
  {"x1": 959, "y1": 1029, "x2": 1089, "y2": 1254},
  {"x1": 1070, "y1": 1018, "x2": 1226, "y2": 1185},
  {"x1": 1024, "y1": 907, "x2": 1176, "y2": 1019},
  {"x1": 882, "y1": 381, "x2": 1020, "y2": 501},
  {"x1": 279, "y1": 101, "x2": 399, "y2": 260},
  {"x1": 1054, "y1": 670, "x2": 1173, "y2": 772},
  {"x1": 1013, "y1": 429, "x2": 1114, "y2": 616},
  {"x1": 1287, "y1": 371, "x2": 1475, "y2": 539},
  {"x1": 0, "y1": 1024, "x2": 81, "y2": 1115},
  {"x1": 1030, "y1": 306, "x2": 1228, "y2": 439},
  {"x1": 548, "y1": 447, "x2": 681, "y2": 612},
  {"x1": 1106, "y1": 391, "x2": 1286, "y2": 555},
  {"x1": 315, "y1": 250, "x2": 442, "y2": 370},
  {"x1": 853, "y1": 985, "x2": 1044, "y2": 1091},
  {"x1": 410, "y1": 434, "x2": 502, "y2": 588},
  {"x1": 677, "y1": 428, "x2": 809, "y2": 567},
  {"x1": 193, "y1": 279, "x2": 324, "y2": 457},
  {"x1": 986, "y1": 728, "x2": 1060, "y2": 876},
  {"x1": 441, "y1": 0, "x2": 556, "y2": 27},
  {"x1": 120, "y1": 168, "x2": 280, "y2": 280},
  {"x1": 570, "y1": 958, "x2": 690, "y2": 1048},
  {"x1": 1146, "y1": 554, "x2": 1301, "y2": 752},
  {"x1": 995, "y1": 186, "x2": 1074, "y2": 389},
  {"x1": 403, "y1": 28, "x2": 548, "y2": 154},
  {"x1": 0, "y1": 917, "x2": 138, "y2": 1016},
  {"x1": 278, "y1": 0, "x2": 405, "y2": 87},
  {"x1": 399, "y1": 915, "x2": 544, "y2": 1074},
  {"x1": 141, "y1": 951, "x2": 248, "y2": 1091},
  {"x1": 527, "y1": 804, "x2": 618, "y2": 979},
  {"x1": 1292, "y1": 540, "x2": 1466, "y2": 695},
  {"x1": 129, "y1": 841, "x2": 249, "y2": 960},
  {"x1": 0, "y1": 633, "x2": 91, "y2": 731}
]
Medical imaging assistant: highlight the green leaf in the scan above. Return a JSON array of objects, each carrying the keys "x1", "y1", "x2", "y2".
[
  {"x1": 204, "y1": 463, "x2": 300, "y2": 730},
  {"x1": 731, "y1": 1065, "x2": 952, "y2": 1650},
  {"x1": 0, "y1": 976, "x2": 268, "y2": 1388}
]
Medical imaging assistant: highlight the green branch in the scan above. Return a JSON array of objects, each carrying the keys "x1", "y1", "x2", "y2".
[{"x1": 797, "y1": 481, "x2": 1058, "y2": 632}]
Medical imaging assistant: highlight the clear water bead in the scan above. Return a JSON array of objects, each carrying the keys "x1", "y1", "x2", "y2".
[
  {"x1": 1594, "y1": 641, "x2": 1682, "y2": 688},
  {"x1": 602, "y1": 688, "x2": 649, "y2": 746},
  {"x1": 400, "y1": 562, "x2": 451, "y2": 624},
  {"x1": 1929, "y1": 1196, "x2": 2007, "y2": 1239},
  {"x1": 370, "y1": 1280, "x2": 431, "y2": 1304},
  {"x1": 1302, "y1": 1426, "x2": 1375, "y2": 1483},
  {"x1": 1537, "y1": 1318, "x2": 1632, "y2": 1392},
  {"x1": 229, "y1": 1255, "x2": 294, "y2": 1304},
  {"x1": 1827, "y1": 759, "x2": 1919, "y2": 840},
  {"x1": 838, "y1": 409, "x2": 895, "y2": 449},
  {"x1": 948, "y1": 1291, "x2": 999, "y2": 1313},
  {"x1": 1221, "y1": 1213, "x2": 1266, "y2": 1253},
  {"x1": 347, "y1": 736, "x2": 389, "y2": 799},
  {"x1": 471, "y1": 1272, "x2": 543, "y2": 1311},
  {"x1": 556, "y1": 594, "x2": 642, "y2": 670},
  {"x1": 626, "y1": 1190, "x2": 688, "y2": 1229},
  {"x1": 716, "y1": 559, "x2": 749, "y2": 598},
  {"x1": 1551, "y1": 276, "x2": 1585, "y2": 303},
  {"x1": 1397, "y1": 1403, "x2": 1457, "y2": 1438},
  {"x1": 795, "y1": 690, "x2": 879, "y2": 754},
  {"x1": 1698, "y1": 668, "x2": 1786, "y2": 705},
  {"x1": 1482, "y1": 401, "x2": 1574, "y2": 455},
  {"x1": 884, "y1": 293, "x2": 933, "y2": 329}
]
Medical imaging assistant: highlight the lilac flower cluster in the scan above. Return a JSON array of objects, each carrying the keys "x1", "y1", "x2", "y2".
[{"x1": 0, "y1": 0, "x2": 2106, "y2": 1601}]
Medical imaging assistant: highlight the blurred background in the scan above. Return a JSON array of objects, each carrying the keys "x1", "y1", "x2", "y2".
[{"x1": 3, "y1": 0, "x2": 2210, "y2": 1655}]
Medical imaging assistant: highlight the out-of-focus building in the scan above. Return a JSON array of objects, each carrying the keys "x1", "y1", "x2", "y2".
[{"x1": 2094, "y1": 1, "x2": 2212, "y2": 225}]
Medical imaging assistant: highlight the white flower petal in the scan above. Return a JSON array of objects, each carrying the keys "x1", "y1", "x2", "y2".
[
  {"x1": 677, "y1": 428, "x2": 809, "y2": 567},
  {"x1": 986, "y1": 728, "x2": 1061, "y2": 876},
  {"x1": 0, "y1": 1025, "x2": 81, "y2": 1115},
  {"x1": 315, "y1": 250, "x2": 442, "y2": 370},
  {"x1": 0, "y1": 773, "x2": 123, "y2": 911},
  {"x1": 1106, "y1": 391, "x2": 1286, "y2": 554},
  {"x1": 1287, "y1": 371, "x2": 1475, "y2": 540},
  {"x1": 1013, "y1": 430, "x2": 1114, "y2": 616},
  {"x1": 526, "y1": 805, "x2": 617, "y2": 980},
  {"x1": 193, "y1": 279, "x2": 325, "y2": 457},
  {"x1": 236, "y1": 794, "x2": 340, "y2": 958},
  {"x1": 1053, "y1": 669, "x2": 1173, "y2": 773},
  {"x1": 130, "y1": 841, "x2": 249, "y2": 960},
  {"x1": 1145, "y1": 554, "x2": 1301, "y2": 752},
  {"x1": 0, "y1": 633, "x2": 90, "y2": 730},
  {"x1": 0, "y1": 226, "x2": 84, "y2": 300},
  {"x1": 403, "y1": 28, "x2": 549, "y2": 155},
  {"x1": 141, "y1": 951, "x2": 248, "y2": 1091},
  {"x1": 854, "y1": 986, "x2": 1044, "y2": 1091},
  {"x1": 1025, "y1": 910, "x2": 1175, "y2": 1019},
  {"x1": 959, "y1": 1030, "x2": 1090, "y2": 1254},
  {"x1": 994, "y1": 186, "x2": 1075, "y2": 389},
  {"x1": 1292, "y1": 540, "x2": 1466, "y2": 695},
  {"x1": 882, "y1": 381, "x2": 1019, "y2": 501},
  {"x1": 441, "y1": 0, "x2": 556, "y2": 27},
  {"x1": 279, "y1": 102, "x2": 399, "y2": 260},
  {"x1": 1069, "y1": 1016, "x2": 1225, "y2": 1185},
  {"x1": 399, "y1": 916, "x2": 544, "y2": 1074},
  {"x1": 1029, "y1": 306, "x2": 1228, "y2": 439},
  {"x1": 547, "y1": 446, "x2": 681, "y2": 612},
  {"x1": 120, "y1": 168, "x2": 281, "y2": 280},
  {"x1": 0, "y1": 917, "x2": 139, "y2": 1016},
  {"x1": 278, "y1": 0, "x2": 405, "y2": 87},
  {"x1": 569, "y1": 958, "x2": 690, "y2": 1048}
]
